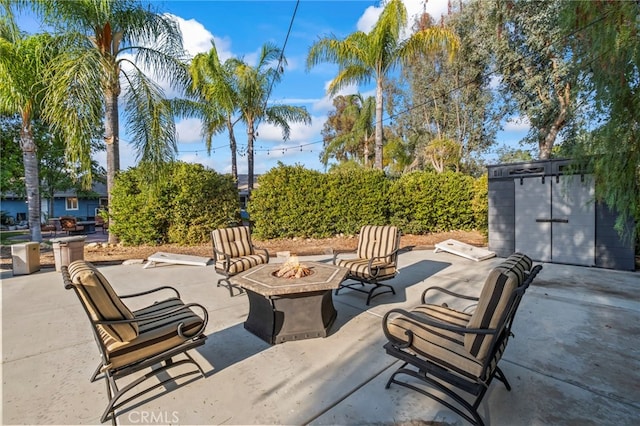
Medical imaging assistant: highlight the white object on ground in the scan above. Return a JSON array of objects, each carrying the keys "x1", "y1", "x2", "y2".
[
  {"x1": 434, "y1": 239, "x2": 496, "y2": 262},
  {"x1": 144, "y1": 252, "x2": 211, "y2": 269}
]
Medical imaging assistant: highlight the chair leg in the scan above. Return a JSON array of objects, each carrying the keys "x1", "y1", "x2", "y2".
[
  {"x1": 386, "y1": 365, "x2": 485, "y2": 426},
  {"x1": 335, "y1": 279, "x2": 395, "y2": 305},
  {"x1": 100, "y1": 355, "x2": 207, "y2": 423},
  {"x1": 493, "y1": 366, "x2": 511, "y2": 391},
  {"x1": 365, "y1": 283, "x2": 396, "y2": 305},
  {"x1": 217, "y1": 277, "x2": 244, "y2": 297}
]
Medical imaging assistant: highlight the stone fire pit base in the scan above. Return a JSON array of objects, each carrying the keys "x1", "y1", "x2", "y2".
[
  {"x1": 245, "y1": 289, "x2": 336, "y2": 344},
  {"x1": 230, "y1": 261, "x2": 349, "y2": 344}
]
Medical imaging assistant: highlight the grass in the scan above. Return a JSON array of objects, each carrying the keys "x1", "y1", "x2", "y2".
[{"x1": 0, "y1": 230, "x2": 31, "y2": 245}]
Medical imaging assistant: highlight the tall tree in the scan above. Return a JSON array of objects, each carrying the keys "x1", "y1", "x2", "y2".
[
  {"x1": 1, "y1": 114, "x2": 105, "y2": 219},
  {"x1": 561, "y1": 0, "x2": 640, "y2": 235},
  {"x1": 307, "y1": 0, "x2": 459, "y2": 170},
  {"x1": 320, "y1": 94, "x2": 375, "y2": 167},
  {"x1": 488, "y1": 0, "x2": 580, "y2": 159},
  {"x1": 0, "y1": 14, "x2": 57, "y2": 241},
  {"x1": 31, "y1": 0, "x2": 188, "y2": 244},
  {"x1": 233, "y1": 43, "x2": 311, "y2": 192},
  {"x1": 398, "y1": 3, "x2": 499, "y2": 173},
  {"x1": 184, "y1": 42, "x2": 241, "y2": 183}
]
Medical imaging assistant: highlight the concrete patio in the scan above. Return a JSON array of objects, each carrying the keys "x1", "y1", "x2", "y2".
[{"x1": 2, "y1": 249, "x2": 639, "y2": 425}]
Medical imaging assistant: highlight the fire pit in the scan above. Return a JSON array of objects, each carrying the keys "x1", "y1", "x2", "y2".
[
  {"x1": 230, "y1": 261, "x2": 349, "y2": 344},
  {"x1": 273, "y1": 256, "x2": 314, "y2": 279}
]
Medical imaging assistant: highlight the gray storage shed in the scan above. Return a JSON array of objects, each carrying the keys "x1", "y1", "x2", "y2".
[{"x1": 487, "y1": 158, "x2": 635, "y2": 271}]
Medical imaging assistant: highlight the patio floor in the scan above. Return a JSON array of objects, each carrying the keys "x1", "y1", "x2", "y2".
[{"x1": 2, "y1": 249, "x2": 639, "y2": 425}]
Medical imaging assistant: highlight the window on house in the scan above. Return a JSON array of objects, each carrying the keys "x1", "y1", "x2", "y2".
[{"x1": 66, "y1": 197, "x2": 79, "y2": 211}]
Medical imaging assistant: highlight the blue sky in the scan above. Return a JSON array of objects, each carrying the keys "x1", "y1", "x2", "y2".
[{"x1": 18, "y1": 0, "x2": 528, "y2": 174}]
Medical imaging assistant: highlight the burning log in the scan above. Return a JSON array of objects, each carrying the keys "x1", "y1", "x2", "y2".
[{"x1": 274, "y1": 256, "x2": 313, "y2": 279}]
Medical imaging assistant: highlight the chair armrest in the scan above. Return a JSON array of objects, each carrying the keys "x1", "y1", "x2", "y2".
[
  {"x1": 365, "y1": 248, "x2": 399, "y2": 276},
  {"x1": 421, "y1": 286, "x2": 479, "y2": 305},
  {"x1": 212, "y1": 247, "x2": 232, "y2": 268},
  {"x1": 332, "y1": 249, "x2": 356, "y2": 265},
  {"x1": 253, "y1": 246, "x2": 270, "y2": 262},
  {"x1": 382, "y1": 308, "x2": 496, "y2": 349},
  {"x1": 97, "y1": 302, "x2": 209, "y2": 338},
  {"x1": 120, "y1": 285, "x2": 181, "y2": 300}
]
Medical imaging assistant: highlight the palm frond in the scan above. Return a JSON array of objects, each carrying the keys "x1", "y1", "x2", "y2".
[{"x1": 123, "y1": 69, "x2": 177, "y2": 170}]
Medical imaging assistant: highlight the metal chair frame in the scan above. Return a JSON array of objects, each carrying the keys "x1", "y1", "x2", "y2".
[
  {"x1": 382, "y1": 263, "x2": 542, "y2": 426},
  {"x1": 211, "y1": 227, "x2": 269, "y2": 296},
  {"x1": 62, "y1": 265, "x2": 208, "y2": 424},
  {"x1": 333, "y1": 226, "x2": 401, "y2": 305}
]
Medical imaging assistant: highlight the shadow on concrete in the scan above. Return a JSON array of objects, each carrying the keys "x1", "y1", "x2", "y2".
[
  {"x1": 335, "y1": 259, "x2": 452, "y2": 307},
  {"x1": 196, "y1": 323, "x2": 271, "y2": 375}
]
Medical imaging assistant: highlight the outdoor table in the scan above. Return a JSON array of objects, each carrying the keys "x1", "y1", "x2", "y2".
[
  {"x1": 76, "y1": 220, "x2": 96, "y2": 234},
  {"x1": 230, "y1": 261, "x2": 348, "y2": 344}
]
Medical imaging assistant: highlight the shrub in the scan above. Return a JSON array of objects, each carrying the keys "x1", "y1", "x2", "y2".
[
  {"x1": 325, "y1": 168, "x2": 389, "y2": 235},
  {"x1": 249, "y1": 164, "x2": 328, "y2": 239},
  {"x1": 472, "y1": 174, "x2": 488, "y2": 233},
  {"x1": 109, "y1": 162, "x2": 239, "y2": 245},
  {"x1": 389, "y1": 171, "x2": 477, "y2": 234}
]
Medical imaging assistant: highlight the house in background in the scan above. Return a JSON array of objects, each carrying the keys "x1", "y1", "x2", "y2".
[{"x1": 0, "y1": 182, "x2": 108, "y2": 225}]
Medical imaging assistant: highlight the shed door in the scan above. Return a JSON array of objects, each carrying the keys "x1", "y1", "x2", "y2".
[
  {"x1": 515, "y1": 176, "x2": 551, "y2": 262},
  {"x1": 551, "y1": 175, "x2": 595, "y2": 266}
]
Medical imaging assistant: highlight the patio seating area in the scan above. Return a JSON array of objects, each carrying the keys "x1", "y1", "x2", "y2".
[{"x1": 2, "y1": 249, "x2": 639, "y2": 425}]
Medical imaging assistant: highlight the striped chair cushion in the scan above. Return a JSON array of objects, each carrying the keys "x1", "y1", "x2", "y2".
[
  {"x1": 464, "y1": 253, "x2": 532, "y2": 360},
  {"x1": 99, "y1": 298, "x2": 204, "y2": 370},
  {"x1": 356, "y1": 225, "x2": 399, "y2": 263},
  {"x1": 215, "y1": 254, "x2": 268, "y2": 275},
  {"x1": 386, "y1": 304, "x2": 483, "y2": 379},
  {"x1": 498, "y1": 252, "x2": 532, "y2": 283},
  {"x1": 68, "y1": 260, "x2": 138, "y2": 343},
  {"x1": 336, "y1": 258, "x2": 396, "y2": 280},
  {"x1": 212, "y1": 226, "x2": 254, "y2": 260}
]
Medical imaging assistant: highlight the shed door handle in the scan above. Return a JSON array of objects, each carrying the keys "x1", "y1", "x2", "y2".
[{"x1": 536, "y1": 218, "x2": 569, "y2": 223}]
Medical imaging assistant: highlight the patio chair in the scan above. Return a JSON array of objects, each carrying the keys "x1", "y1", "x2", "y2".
[
  {"x1": 333, "y1": 225, "x2": 401, "y2": 305},
  {"x1": 211, "y1": 226, "x2": 269, "y2": 296},
  {"x1": 62, "y1": 260, "x2": 208, "y2": 424},
  {"x1": 40, "y1": 219, "x2": 57, "y2": 237},
  {"x1": 60, "y1": 215, "x2": 84, "y2": 235},
  {"x1": 95, "y1": 214, "x2": 108, "y2": 234},
  {"x1": 382, "y1": 253, "x2": 542, "y2": 426}
]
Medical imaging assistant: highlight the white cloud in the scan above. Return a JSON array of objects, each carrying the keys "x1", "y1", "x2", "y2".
[
  {"x1": 175, "y1": 118, "x2": 204, "y2": 144},
  {"x1": 504, "y1": 116, "x2": 531, "y2": 132},
  {"x1": 357, "y1": 5, "x2": 383, "y2": 33},
  {"x1": 357, "y1": 0, "x2": 450, "y2": 37},
  {"x1": 256, "y1": 115, "x2": 323, "y2": 143},
  {"x1": 165, "y1": 14, "x2": 233, "y2": 61}
]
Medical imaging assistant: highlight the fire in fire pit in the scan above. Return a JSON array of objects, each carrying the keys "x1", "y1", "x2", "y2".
[{"x1": 274, "y1": 256, "x2": 314, "y2": 279}]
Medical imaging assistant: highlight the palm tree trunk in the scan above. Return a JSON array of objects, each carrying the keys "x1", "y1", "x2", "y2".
[
  {"x1": 374, "y1": 77, "x2": 384, "y2": 170},
  {"x1": 227, "y1": 118, "x2": 238, "y2": 184},
  {"x1": 20, "y1": 127, "x2": 42, "y2": 242},
  {"x1": 247, "y1": 119, "x2": 255, "y2": 194},
  {"x1": 105, "y1": 89, "x2": 120, "y2": 244}
]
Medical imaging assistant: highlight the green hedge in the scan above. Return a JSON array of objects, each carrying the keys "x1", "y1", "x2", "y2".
[
  {"x1": 389, "y1": 171, "x2": 477, "y2": 233},
  {"x1": 249, "y1": 165, "x2": 487, "y2": 239},
  {"x1": 110, "y1": 163, "x2": 488, "y2": 244},
  {"x1": 248, "y1": 164, "x2": 328, "y2": 239},
  {"x1": 109, "y1": 162, "x2": 240, "y2": 245}
]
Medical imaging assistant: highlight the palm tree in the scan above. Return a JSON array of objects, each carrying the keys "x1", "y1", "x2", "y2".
[
  {"x1": 0, "y1": 16, "x2": 56, "y2": 242},
  {"x1": 233, "y1": 43, "x2": 311, "y2": 193},
  {"x1": 320, "y1": 93, "x2": 375, "y2": 167},
  {"x1": 180, "y1": 42, "x2": 241, "y2": 183},
  {"x1": 307, "y1": 0, "x2": 459, "y2": 170},
  {"x1": 31, "y1": 0, "x2": 188, "y2": 244}
]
